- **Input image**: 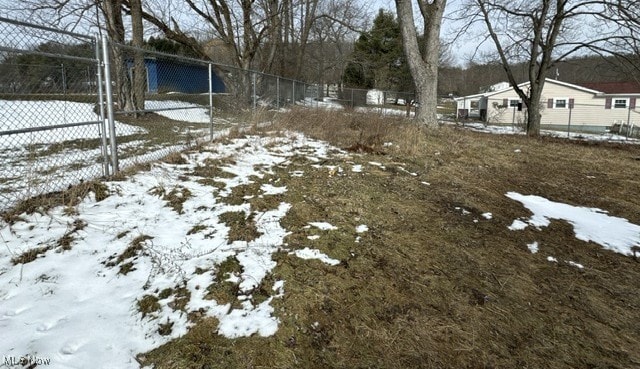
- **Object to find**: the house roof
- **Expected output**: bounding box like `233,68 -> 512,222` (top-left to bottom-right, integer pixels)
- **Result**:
470,78 -> 602,99
576,81 -> 640,94
453,92 -> 486,101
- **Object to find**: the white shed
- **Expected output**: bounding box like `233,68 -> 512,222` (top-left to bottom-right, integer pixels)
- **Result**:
366,89 -> 385,105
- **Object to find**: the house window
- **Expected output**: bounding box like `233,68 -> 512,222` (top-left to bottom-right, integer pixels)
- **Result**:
554,98 -> 567,109
614,98 -> 628,108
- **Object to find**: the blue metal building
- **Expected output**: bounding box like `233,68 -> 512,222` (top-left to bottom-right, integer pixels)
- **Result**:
132,57 -> 226,94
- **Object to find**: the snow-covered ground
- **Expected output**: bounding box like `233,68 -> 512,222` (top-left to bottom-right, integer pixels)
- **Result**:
0,100 -> 145,149
0,132 -> 343,369
0,100 -> 218,210
450,121 -> 640,143
144,100 -> 212,124
507,191 -> 640,266
302,97 -> 416,117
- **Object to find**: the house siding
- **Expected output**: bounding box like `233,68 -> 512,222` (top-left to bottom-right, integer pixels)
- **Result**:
484,89 -> 527,126
482,80 -> 640,133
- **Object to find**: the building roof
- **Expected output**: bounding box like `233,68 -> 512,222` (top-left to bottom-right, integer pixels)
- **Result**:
453,92 -> 486,101
577,81 -> 640,94
479,78 -> 602,98
455,78 -> 640,100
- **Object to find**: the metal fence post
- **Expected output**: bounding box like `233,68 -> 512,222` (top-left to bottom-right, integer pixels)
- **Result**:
101,34 -> 118,173
252,72 -> 257,110
208,63 -> 214,141
61,63 -> 67,95
627,104 -> 632,139
95,35 -> 110,176
567,103 -> 573,138
276,76 -> 280,109
292,80 -> 295,106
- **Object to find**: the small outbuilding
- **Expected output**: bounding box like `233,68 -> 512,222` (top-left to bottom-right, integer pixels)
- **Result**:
130,57 -> 226,94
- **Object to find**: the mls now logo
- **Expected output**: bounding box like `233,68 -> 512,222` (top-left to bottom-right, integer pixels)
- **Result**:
3,355 -> 51,366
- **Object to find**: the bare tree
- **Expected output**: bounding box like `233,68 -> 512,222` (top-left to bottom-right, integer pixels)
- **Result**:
457,0 -> 640,136
10,0 -> 147,112
126,0 -> 146,114
305,0 -> 364,90
101,0 -> 134,112
601,1 -> 640,83
395,0 -> 447,125
128,0 -> 270,71
3,0 -> 97,31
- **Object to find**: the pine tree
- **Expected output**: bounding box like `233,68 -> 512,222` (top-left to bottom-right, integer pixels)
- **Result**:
343,9 -> 412,91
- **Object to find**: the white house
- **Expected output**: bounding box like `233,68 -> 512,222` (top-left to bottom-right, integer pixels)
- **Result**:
455,82 -> 510,119
455,78 -> 640,133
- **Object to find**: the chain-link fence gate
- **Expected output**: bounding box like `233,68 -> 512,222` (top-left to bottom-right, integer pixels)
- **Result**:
0,16 -> 317,212
0,16 -> 109,211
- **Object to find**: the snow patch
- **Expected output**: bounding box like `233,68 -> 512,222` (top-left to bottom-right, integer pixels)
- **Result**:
261,184 -> 287,195
355,224 -> 369,233
291,247 -> 340,266
508,219 -> 529,231
507,192 -> 640,256
308,222 -> 338,231
0,131 -> 342,368
567,261 -> 584,269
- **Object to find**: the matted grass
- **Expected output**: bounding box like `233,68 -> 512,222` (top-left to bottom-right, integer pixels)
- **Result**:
139,107 -> 640,369
4,106 -> 639,368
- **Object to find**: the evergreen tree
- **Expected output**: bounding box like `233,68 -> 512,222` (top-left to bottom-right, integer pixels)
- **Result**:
343,9 -> 412,91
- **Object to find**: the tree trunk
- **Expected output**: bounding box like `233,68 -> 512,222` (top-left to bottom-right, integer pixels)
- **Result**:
395,0 -> 446,125
526,82 -> 544,136
101,0 -> 133,112
129,0 -> 145,115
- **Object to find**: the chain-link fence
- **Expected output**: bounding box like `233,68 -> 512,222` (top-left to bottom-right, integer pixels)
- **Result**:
0,16 -> 421,212
103,42 -> 319,172
0,16 -> 319,211
105,41 -> 217,172
0,16 -> 108,211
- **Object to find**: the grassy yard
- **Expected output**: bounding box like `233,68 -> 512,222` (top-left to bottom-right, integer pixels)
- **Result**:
139,108 -> 640,368
3,107 -> 639,368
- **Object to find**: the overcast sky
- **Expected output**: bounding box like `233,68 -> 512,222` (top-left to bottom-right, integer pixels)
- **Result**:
0,0 -> 484,67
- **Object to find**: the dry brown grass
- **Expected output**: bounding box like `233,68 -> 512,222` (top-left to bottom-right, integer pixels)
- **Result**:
219,211 -> 261,243
142,107 -> 640,369
1,181 -> 109,224
6,106 -> 637,368
104,234 -> 154,275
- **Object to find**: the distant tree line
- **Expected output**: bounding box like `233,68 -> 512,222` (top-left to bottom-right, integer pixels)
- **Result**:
439,54 -> 640,97
0,42 -> 96,94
